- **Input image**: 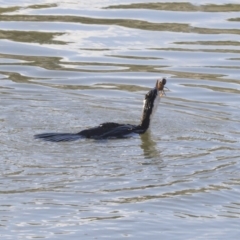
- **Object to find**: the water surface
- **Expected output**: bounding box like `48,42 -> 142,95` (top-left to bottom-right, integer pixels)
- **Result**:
1,0 -> 240,239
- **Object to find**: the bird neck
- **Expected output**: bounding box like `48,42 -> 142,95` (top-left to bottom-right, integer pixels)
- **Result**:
139,93 -> 160,132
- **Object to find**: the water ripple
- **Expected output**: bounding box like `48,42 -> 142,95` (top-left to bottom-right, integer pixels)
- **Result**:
1,1 -> 240,239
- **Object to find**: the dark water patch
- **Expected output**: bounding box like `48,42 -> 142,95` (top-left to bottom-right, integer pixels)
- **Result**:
229,17 -> 240,21
1,15 -> 240,34
175,40 -> 240,46
26,3 -> 58,10
0,30 -> 65,44
0,6 -> 19,14
105,2 -> 240,12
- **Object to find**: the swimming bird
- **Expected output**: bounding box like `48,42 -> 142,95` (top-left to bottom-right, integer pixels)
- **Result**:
34,78 -> 167,142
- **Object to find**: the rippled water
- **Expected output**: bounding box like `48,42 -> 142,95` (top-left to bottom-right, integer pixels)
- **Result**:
1,0 -> 240,239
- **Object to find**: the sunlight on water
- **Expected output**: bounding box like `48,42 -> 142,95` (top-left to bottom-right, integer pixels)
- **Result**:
0,0 -> 240,239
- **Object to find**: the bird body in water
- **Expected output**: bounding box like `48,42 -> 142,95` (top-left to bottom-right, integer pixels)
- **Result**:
34,78 -> 167,142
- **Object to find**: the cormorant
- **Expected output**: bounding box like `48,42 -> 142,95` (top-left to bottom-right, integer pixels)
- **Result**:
34,78 -> 167,142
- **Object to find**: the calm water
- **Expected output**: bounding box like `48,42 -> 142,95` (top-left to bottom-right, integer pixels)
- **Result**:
1,0 -> 240,239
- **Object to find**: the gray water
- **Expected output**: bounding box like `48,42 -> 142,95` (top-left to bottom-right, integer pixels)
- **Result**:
1,0 -> 240,239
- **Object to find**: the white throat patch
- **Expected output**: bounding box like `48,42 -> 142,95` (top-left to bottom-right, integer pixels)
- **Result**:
142,92 -> 161,128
